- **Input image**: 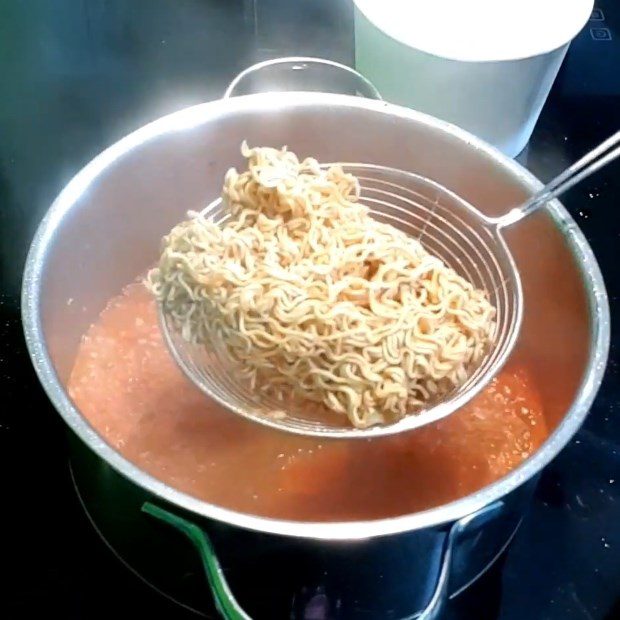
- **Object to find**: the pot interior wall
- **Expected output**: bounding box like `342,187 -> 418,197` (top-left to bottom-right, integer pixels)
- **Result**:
38,96 -> 590,439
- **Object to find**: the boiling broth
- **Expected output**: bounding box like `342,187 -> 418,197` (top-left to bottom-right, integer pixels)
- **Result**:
68,282 -> 548,521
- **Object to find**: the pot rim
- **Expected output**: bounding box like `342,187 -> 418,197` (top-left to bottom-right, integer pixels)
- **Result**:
22,92 -> 610,541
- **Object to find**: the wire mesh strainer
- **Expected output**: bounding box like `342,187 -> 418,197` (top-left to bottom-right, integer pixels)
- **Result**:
160,131 -> 620,439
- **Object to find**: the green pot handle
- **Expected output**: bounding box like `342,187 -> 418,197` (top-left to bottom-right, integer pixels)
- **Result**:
142,502 -> 251,620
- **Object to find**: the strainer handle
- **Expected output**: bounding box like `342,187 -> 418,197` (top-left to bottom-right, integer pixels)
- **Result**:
497,130 -> 620,228
223,56 -> 383,100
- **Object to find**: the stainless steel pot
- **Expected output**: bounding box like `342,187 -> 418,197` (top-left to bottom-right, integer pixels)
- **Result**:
22,59 -> 610,619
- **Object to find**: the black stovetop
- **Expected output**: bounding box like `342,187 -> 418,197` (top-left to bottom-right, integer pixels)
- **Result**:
1,2 -> 619,619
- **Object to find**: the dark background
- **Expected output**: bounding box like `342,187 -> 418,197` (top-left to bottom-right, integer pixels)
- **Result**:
1,1 -> 619,618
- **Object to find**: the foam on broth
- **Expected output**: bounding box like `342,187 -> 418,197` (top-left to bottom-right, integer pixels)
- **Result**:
67,282 -> 548,521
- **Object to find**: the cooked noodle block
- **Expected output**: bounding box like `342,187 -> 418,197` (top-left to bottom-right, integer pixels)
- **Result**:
147,144 -> 496,428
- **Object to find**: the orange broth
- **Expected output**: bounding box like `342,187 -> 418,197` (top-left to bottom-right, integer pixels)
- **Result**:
67,282 -> 548,521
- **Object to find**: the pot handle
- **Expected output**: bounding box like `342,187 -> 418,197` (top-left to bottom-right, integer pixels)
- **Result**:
223,56 -> 383,100
143,500 -> 503,620
142,502 -> 251,620
415,500 -> 504,620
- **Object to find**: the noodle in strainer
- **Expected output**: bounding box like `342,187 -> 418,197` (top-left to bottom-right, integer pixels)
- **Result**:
148,134 -> 619,438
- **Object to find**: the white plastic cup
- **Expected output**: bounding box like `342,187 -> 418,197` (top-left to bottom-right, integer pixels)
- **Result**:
354,0 -> 593,157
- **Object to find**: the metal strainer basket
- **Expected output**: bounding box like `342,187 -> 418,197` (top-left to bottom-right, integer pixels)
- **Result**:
161,165 -> 520,438
159,59 -> 620,439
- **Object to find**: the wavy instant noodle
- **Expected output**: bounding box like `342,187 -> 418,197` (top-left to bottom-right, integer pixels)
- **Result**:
147,143 -> 496,428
